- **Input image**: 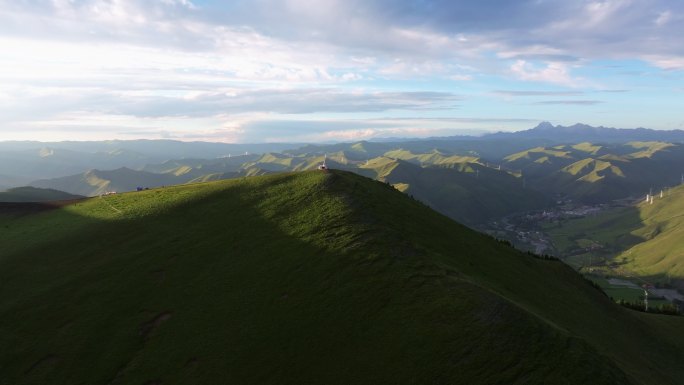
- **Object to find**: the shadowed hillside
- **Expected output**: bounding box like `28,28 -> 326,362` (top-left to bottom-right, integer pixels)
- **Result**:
2,171 -> 684,384
360,158 -> 551,225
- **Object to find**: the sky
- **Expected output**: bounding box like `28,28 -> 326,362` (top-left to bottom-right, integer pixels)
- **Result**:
0,0 -> 683,143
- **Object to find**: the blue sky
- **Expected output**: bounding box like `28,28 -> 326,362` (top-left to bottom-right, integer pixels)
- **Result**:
0,0 -> 683,142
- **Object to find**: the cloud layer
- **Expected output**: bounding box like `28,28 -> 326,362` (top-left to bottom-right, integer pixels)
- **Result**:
1,0 -> 683,142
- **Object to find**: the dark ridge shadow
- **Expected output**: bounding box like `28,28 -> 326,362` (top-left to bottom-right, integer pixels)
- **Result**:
378,162 -> 552,226
0,199 -> 85,217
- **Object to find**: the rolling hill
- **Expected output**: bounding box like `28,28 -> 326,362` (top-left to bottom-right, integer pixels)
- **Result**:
29,168 -> 185,196
0,141 -> 302,190
28,148 -> 547,225
0,147 -> 151,184
17,138 -> 684,226
547,183 -> 684,288
505,141 -> 684,202
2,170 -> 684,384
360,158 -> 551,225
0,187 -> 83,202
3,122 -> 683,190
140,154 -> 260,175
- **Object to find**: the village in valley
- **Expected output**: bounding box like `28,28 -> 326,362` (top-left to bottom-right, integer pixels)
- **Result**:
480,197 -> 615,256
481,194 -> 684,312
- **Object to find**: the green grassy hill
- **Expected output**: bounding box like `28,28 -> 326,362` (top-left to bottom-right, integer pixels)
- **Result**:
0,186 -> 83,202
2,170 -> 684,384
382,149 -> 480,166
237,149 -> 544,225
284,141 -> 393,160
360,158 -> 551,225
30,140 -> 684,206
547,183 -> 684,287
141,155 -> 260,176
503,145 -> 578,175
545,158 -> 629,203
505,142 -> 684,202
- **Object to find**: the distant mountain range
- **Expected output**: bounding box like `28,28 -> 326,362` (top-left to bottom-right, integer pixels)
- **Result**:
29,168 -> 186,197
25,147 -> 553,225
0,186 -> 83,202
486,122 -> 684,143
0,140 -> 303,159
2,122 -> 682,187
0,141 -> 303,184
17,133 -> 684,223
370,122 -> 684,144
3,121 -> 684,216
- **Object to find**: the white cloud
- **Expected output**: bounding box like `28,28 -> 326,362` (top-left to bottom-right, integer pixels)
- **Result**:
449,74 -> 473,81
584,0 -> 632,27
510,60 -> 579,87
1,1 -> 684,141
655,10 -> 672,26
644,55 -> 684,70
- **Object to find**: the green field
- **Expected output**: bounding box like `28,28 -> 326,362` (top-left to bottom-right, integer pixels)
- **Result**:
546,184 -> 684,285
585,276 -> 670,307
545,207 -> 644,255
2,171 -> 684,384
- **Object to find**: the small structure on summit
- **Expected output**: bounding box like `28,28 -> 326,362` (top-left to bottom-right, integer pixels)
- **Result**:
318,154 -> 328,171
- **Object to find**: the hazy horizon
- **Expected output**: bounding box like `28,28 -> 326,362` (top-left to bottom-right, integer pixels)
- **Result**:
2,121 -> 684,145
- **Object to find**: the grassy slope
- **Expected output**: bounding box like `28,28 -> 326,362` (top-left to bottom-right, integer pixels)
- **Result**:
383,149 -> 479,166
503,146 -> 577,175
142,155 -> 260,174
505,142 -> 684,202
360,159 -> 551,225
1,171 -> 684,384
548,184 -> 684,281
